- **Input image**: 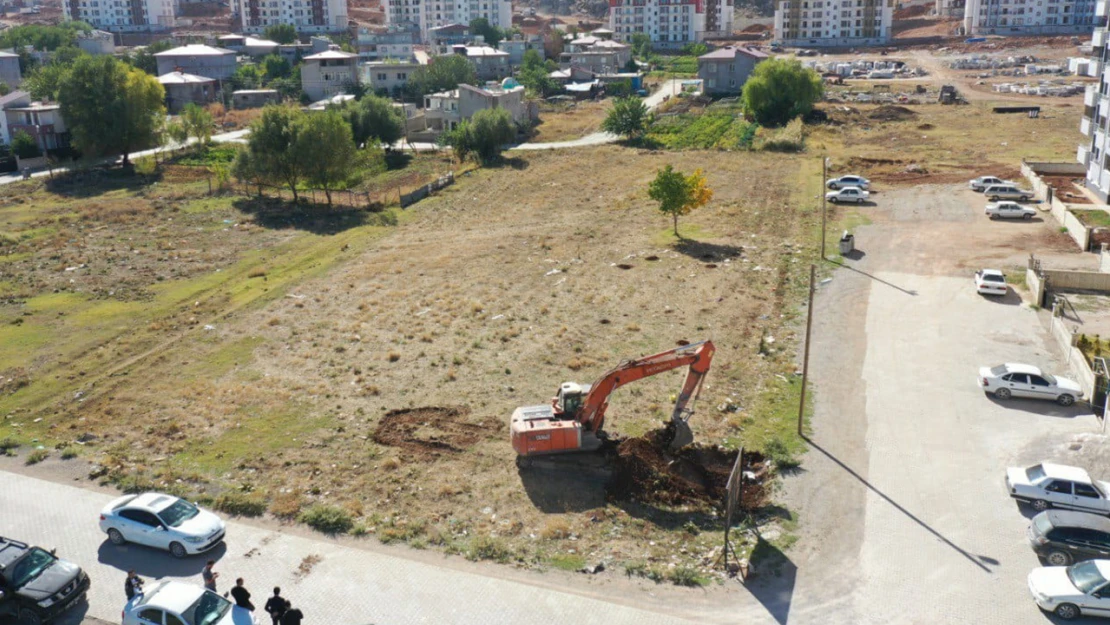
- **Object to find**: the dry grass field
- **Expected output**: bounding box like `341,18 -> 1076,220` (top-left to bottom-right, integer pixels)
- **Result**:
530,99 -> 612,143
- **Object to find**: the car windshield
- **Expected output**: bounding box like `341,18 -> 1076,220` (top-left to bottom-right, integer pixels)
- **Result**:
1068,561 -> 1109,594
1044,375 -> 1058,385
158,499 -> 200,528
1026,464 -> 1047,481
983,274 -> 1005,283
990,365 -> 1009,376
2,547 -> 56,589
1032,513 -> 1054,537
182,590 -> 231,625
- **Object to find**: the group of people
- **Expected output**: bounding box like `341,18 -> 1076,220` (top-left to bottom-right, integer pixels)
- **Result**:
125,560 -> 305,625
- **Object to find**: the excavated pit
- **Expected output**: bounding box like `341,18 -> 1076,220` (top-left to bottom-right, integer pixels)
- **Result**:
372,406 -> 484,460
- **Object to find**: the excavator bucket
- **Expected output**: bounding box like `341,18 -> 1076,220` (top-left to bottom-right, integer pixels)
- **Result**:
667,419 -> 694,451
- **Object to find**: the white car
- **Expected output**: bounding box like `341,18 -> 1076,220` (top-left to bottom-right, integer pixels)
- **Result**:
970,175 -> 1017,191
123,580 -> 256,625
978,363 -> 1083,406
826,187 -> 869,204
825,175 -> 870,190
1007,463 -> 1110,514
1029,560 -> 1110,620
974,269 -> 1007,296
985,201 -> 1037,220
99,493 -> 225,558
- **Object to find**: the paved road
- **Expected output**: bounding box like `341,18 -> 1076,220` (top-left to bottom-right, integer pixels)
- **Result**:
3,469 -> 711,625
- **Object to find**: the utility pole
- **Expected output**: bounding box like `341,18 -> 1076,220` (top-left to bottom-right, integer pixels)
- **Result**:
821,157 -> 829,259
798,264 -> 815,437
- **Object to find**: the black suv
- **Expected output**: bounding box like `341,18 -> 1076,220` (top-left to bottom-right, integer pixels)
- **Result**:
1028,510 -> 1110,566
0,537 -> 90,625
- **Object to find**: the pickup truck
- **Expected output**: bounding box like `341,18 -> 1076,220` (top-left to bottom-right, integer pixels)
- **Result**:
0,537 -> 90,625
985,201 -> 1037,220
1007,463 -> 1110,514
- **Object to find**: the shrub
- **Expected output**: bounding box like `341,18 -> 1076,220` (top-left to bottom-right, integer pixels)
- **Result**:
468,535 -> 512,563
741,58 -> 823,127
764,437 -> 801,471
540,518 -> 571,540
549,553 -> 585,571
25,449 -> 48,465
0,438 -> 19,456
213,491 -> 267,517
668,565 -> 708,587
758,118 -> 806,152
299,504 -> 354,534
60,447 -> 78,460
269,491 -> 304,519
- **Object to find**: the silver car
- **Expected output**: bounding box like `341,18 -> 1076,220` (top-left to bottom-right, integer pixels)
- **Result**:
970,175 -> 1017,192
826,175 -> 870,190
983,184 -> 1034,202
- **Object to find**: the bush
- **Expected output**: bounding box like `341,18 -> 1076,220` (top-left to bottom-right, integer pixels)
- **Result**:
758,118 -> 806,152
11,130 -> 40,159
269,491 -> 304,519
668,565 -> 708,587
213,491 -> 267,517
742,58 -> 823,127
443,108 -> 516,165
0,438 -> 19,456
467,535 -> 512,563
764,437 -> 801,471
25,449 -> 47,465
299,504 -> 354,534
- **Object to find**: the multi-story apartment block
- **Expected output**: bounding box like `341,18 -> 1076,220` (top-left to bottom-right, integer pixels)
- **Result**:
238,0 -> 348,34
62,0 -> 177,32
608,0 -> 733,48
963,0 -> 1096,35
1078,0 -> 1110,199
773,0 -> 894,47
383,0 -> 512,43
352,24 -> 420,61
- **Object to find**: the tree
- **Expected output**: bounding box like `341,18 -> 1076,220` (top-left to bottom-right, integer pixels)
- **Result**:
468,18 -> 503,48
229,64 -> 264,91
165,120 -> 188,148
521,49 -> 544,72
264,24 -> 298,45
741,58 -> 824,128
341,94 -> 404,147
58,56 -> 165,165
630,33 -> 652,59
681,42 -> 708,57
601,96 -> 649,140
242,105 -> 306,201
648,165 -> 713,235
127,39 -> 174,75
294,110 -> 359,206
443,108 -> 515,165
0,22 -> 91,52
517,49 -> 557,96
232,148 -> 265,197
182,103 -> 213,147
262,54 -> 291,82
404,55 -> 477,101
11,130 -> 40,159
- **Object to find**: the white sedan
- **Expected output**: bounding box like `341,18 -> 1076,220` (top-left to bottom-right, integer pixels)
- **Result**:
974,269 -> 1007,296
123,580 -> 256,625
978,363 -> 1083,406
826,187 -> 869,203
1029,559 -> 1110,620
1007,462 -> 1110,514
100,493 -> 225,558
825,175 -> 870,190
985,201 -> 1037,220
970,175 -> 1017,191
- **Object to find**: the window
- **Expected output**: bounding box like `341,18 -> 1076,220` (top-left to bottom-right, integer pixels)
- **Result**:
1046,481 -> 1073,494
119,509 -> 160,526
1028,375 -> 1049,387
137,609 -> 164,624
377,72 -> 386,80
1076,483 -> 1102,499
165,616 -> 186,625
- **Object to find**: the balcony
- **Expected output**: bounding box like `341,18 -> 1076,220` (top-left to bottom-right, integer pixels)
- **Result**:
1083,116 -> 1093,136
1098,0 -> 1108,17
1080,144 -> 1091,166
1088,83 -> 1099,106
1096,29 -> 1109,47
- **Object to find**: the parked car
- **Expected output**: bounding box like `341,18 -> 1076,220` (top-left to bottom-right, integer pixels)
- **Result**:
978,363 -> 1082,405
974,269 -> 1008,296
1028,559 -> 1110,620
99,493 -> 225,558
825,175 -> 870,190
122,580 -> 256,625
1007,462 -> 1110,514
985,201 -> 1037,220
1029,510 -> 1110,566
983,184 -> 1034,202
0,536 -> 90,625
970,175 -> 1017,191
826,187 -> 870,204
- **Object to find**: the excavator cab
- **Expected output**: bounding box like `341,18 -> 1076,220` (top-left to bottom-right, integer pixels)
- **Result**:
553,382 -> 589,421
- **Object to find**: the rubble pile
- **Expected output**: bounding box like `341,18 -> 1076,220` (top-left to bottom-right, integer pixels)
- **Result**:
802,59 -> 926,78
992,80 -> 1085,97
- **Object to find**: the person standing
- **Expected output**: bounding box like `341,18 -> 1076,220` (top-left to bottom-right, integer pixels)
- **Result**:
264,587 -> 287,625
230,578 -> 254,611
280,602 -> 303,625
124,571 -> 143,601
202,560 -> 219,593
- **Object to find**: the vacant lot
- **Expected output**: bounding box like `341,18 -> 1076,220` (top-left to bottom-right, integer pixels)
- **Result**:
530,99 -> 612,143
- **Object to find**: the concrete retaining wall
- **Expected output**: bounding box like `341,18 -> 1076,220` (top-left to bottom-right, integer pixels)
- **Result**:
1042,269 -> 1110,292
1022,160 -> 1093,251
1050,312 -> 1097,400
1027,267 -> 1045,306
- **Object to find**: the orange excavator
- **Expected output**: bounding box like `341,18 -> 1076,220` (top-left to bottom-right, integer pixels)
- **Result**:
510,340 -> 715,458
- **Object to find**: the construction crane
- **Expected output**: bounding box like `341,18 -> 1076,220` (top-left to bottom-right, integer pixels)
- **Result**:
510,340 -> 715,458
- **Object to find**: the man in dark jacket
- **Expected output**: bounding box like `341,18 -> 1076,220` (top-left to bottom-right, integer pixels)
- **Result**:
124,571 -> 143,601
229,578 -> 254,611
264,587 -> 287,625
280,602 -> 303,625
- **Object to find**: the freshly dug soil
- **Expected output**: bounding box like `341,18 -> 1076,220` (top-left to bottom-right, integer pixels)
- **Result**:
373,406 -> 485,459
868,105 -> 918,121
606,428 -> 767,509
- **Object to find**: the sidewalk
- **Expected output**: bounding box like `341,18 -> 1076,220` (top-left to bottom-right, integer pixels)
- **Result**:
2,469 -> 700,625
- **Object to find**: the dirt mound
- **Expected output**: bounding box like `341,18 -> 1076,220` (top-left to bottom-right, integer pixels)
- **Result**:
606,428 -> 767,508
373,406 -> 485,459
868,105 -> 917,121
893,4 -> 930,19
741,23 -> 770,32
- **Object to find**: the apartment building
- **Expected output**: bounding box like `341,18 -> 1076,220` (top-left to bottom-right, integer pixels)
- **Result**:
963,0 -> 1096,35
62,0 -> 177,32
382,0 -> 512,42
238,0 -> 348,34
301,49 -> 359,100
1078,0 -> 1110,199
608,0 -> 732,48
773,0 -> 894,47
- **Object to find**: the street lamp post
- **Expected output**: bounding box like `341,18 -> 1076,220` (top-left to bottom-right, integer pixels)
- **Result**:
821,156 -> 829,259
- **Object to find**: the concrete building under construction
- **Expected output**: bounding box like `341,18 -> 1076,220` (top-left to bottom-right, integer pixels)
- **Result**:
773,0 -> 894,47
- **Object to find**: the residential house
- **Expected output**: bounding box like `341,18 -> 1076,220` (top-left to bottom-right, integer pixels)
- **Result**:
76,29 -> 116,55
362,51 -> 428,96
1077,0 -> 1110,198
0,91 -> 26,146
383,0 -> 510,43
231,88 -> 280,108
609,0 -> 733,47
774,0 -> 894,47
238,0 -> 348,33
4,94 -> 70,152
498,34 -> 545,65
301,49 -> 359,100
697,46 -> 768,95
0,52 -> 20,88
454,44 -> 510,80
352,24 -> 419,61
154,44 -> 238,80
423,82 -> 528,132
428,23 -> 470,47
63,0 -> 176,32
560,38 -> 631,73
218,34 -> 281,57
963,0 -> 1095,35
158,71 -> 218,113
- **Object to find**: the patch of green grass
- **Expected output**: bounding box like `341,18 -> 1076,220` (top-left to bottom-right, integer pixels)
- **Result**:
1073,209 -> 1110,228
650,223 -> 716,247
183,336 -> 263,380
548,553 -> 586,571
174,402 -> 329,475
726,374 -> 810,457
172,144 -> 241,167
468,535 -> 513,563
299,504 -> 354,534
60,447 -> 78,460
647,112 -> 756,150
0,437 -> 20,456
212,491 -> 267,517
668,565 -> 709,587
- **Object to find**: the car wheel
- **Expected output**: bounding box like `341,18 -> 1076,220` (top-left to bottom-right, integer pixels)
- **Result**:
1023,213 -> 1032,220
829,183 -> 838,190
829,197 -> 838,204
169,542 -> 188,558
1055,603 -> 1081,620
994,387 -> 1012,400
17,608 -> 44,625
1032,499 -> 1051,512
108,528 -> 126,545
990,195 -> 999,201
1046,550 -> 1072,566
1057,394 -> 1076,407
